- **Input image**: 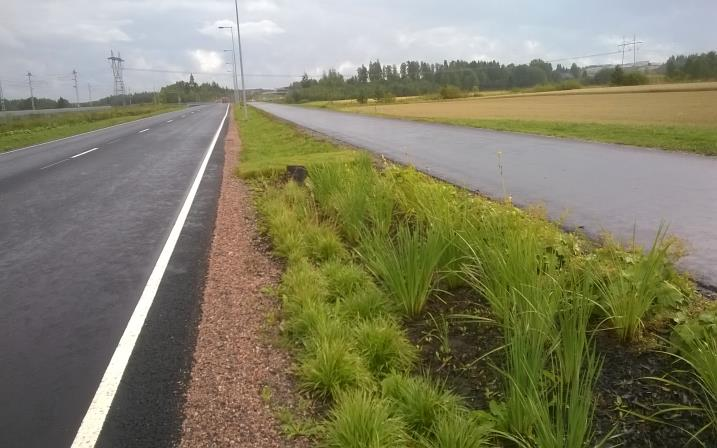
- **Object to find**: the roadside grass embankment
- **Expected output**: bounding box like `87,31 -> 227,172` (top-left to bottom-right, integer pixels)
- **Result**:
0,104 -> 183,153
237,105 -> 717,447
328,83 -> 717,155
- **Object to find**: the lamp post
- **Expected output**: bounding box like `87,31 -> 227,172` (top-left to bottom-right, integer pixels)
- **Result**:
224,50 -> 240,104
218,26 -> 240,106
233,0 -> 248,119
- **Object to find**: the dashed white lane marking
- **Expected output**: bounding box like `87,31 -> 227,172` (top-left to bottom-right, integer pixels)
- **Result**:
107,139 -> 120,144
138,128 -> 150,134
166,119 -> 173,123
70,104 -> 230,448
180,115 -> 186,118
40,158 -> 70,170
71,147 -> 99,159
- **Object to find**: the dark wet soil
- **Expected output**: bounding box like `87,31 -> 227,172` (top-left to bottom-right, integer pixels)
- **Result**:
406,289 -> 716,447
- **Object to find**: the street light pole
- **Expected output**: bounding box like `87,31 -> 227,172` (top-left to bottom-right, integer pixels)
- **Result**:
233,0 -> 248,119
218,26 -> 239,105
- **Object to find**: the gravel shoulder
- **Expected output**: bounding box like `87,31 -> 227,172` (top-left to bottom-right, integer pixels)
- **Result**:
179,110 -> 307,447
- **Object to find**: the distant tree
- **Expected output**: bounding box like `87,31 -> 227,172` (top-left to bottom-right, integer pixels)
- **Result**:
570,63 -> 581,78
189,73 -> 197,88
610,65 -> 625,85
57,97 -> 70,108
368,60 -> 383,82
356,65 -> 369,83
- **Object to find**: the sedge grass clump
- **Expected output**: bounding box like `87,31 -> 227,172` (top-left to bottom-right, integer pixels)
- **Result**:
320,260 -> 374,301
353,317 -> 417,377
324,390 -> 408,448
389,166 -> 471,288
381,374 -> 464,436
359,225 -> 446,318
420,411 -> 490,448
281,260 -> 327,305
304,224 -> 348,262
339,286 -> 392,320
299,336 -> 372,401
595,225 -> 677,342
308,156 -> 395,242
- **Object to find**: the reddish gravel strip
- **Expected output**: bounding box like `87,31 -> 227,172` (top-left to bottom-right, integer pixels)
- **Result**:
180,111 -> 307,447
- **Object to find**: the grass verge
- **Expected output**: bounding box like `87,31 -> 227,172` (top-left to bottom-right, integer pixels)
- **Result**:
239,105 -> 713,446
0,104 -> 183,153
413,117 -> 717,156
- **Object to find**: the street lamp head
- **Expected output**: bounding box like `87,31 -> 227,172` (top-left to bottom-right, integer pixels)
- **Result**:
218,26 -> 232,29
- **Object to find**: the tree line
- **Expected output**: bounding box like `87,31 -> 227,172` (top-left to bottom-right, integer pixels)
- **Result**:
665,51 -> 717,80
285,50 -> 716,103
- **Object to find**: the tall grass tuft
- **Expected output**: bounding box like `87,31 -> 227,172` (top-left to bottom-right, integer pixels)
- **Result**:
359,225 -> 446,317
596,225 -> 675,342
324,390 -> 408,448
308,156 -> 395,242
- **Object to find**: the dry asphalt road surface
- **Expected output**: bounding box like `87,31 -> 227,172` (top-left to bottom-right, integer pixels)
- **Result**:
254,102 -> 717,288
0,104 -> 228,447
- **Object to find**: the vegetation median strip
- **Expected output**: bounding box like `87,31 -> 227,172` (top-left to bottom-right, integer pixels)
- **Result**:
236,105 -> 717,447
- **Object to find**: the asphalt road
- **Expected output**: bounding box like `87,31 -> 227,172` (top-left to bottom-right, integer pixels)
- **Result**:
254,102 -> 717,287
0,104 -> 228,447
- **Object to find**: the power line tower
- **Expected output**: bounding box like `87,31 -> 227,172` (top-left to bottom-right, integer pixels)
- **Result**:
618,35 -> 644,67
72,69 -> 80,108
108,50 -> 126,105
27,72 -> 35,110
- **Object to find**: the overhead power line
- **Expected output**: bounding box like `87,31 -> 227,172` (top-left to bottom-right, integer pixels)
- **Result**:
122,67 -> 304,78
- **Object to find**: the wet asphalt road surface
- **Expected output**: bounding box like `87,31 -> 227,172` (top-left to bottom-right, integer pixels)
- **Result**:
254,102 -> 717,287
0,104 -> 228,447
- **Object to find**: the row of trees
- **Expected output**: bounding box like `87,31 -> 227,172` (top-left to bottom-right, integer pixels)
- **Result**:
1,96 -> 74,111
1,75 -> 233,111
665,51 -> 717,80
285,51 -> 716,103
286,58 -> 585,103
157,75 -> 232,104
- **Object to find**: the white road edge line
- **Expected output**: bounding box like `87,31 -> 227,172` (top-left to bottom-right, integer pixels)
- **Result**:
138,128 -> 150,134
40,158 -> 70,170
0,109 -> 186,157
70,104 -> 229,448
71,147 -> 99,159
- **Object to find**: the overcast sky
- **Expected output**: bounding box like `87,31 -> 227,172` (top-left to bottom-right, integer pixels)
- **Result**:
2,0 -> 715,100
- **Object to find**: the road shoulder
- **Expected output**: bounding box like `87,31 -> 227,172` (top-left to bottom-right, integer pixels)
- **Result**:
179,110 -> 308,447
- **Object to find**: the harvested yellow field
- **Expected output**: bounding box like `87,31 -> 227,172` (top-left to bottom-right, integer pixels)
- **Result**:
352,83 -> 717,126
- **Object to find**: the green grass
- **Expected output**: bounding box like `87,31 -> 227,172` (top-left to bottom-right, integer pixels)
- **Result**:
409,117 -> 717,156
236,107 -> 359,178
0,104 -> 182,152
358,225 -> 446,318
324,390 -> 408,448
239,105 -> 705,446
352,317 -> 417,377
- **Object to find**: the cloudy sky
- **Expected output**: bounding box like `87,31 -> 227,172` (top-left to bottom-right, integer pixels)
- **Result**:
2,0 -> 715,100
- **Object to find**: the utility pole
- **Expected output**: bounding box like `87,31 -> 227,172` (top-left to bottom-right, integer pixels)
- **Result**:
27,72 -> 35,111
87,83 -> 92,106
72,70 -> 80,108
234,0 -> 248,119
0,80 -> 6,112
